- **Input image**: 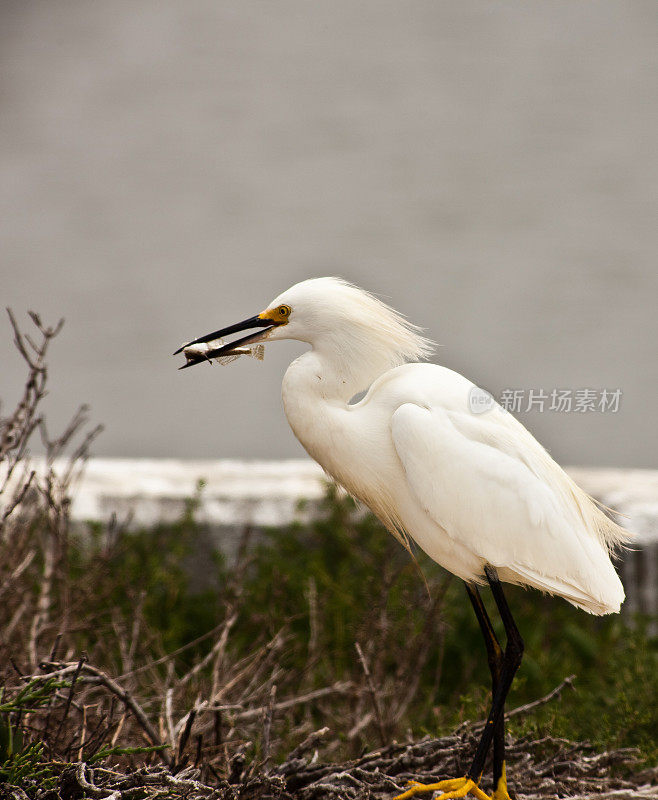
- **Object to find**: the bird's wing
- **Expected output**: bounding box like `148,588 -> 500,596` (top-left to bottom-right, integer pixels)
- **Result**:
390,401 -> 625,613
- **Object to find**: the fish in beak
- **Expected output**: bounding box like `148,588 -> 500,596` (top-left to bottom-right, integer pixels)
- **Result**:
173,314 -> 276,369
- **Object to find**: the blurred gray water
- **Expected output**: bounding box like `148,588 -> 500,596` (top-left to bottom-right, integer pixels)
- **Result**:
1,1 -> 656,467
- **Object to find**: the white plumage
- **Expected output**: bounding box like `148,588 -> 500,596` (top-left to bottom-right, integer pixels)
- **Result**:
264,277 -> 628,616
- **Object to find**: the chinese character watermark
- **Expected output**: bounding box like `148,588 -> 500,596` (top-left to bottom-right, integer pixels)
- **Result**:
549,389 -> 572,413
471,387 -> 622,415
499,389 -> 525,413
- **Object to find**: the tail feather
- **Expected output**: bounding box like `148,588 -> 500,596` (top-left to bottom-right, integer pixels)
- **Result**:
499,561 -> 625,616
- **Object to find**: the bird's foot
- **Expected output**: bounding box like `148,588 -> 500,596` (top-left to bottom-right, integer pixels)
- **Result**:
393,776 -> 490,800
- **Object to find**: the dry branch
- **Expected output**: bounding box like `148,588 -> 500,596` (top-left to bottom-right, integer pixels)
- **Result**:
5,731 -> 656,800
355,641 -> 387,746
30,660 -> 171,766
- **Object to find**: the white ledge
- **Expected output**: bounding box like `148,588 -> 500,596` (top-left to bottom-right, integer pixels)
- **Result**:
3,458 -> 656,544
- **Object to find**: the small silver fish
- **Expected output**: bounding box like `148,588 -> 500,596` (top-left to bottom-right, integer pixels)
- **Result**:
182,340 -> 265,366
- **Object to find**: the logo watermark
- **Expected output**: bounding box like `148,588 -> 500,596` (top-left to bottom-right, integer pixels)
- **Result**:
468,387 -> 622,415
468,386 -> 496,415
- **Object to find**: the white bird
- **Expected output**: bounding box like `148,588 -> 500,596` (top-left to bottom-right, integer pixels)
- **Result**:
175,277 -> 629,800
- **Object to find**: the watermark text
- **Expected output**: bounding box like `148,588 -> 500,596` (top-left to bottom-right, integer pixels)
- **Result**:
468,387 -> 622,415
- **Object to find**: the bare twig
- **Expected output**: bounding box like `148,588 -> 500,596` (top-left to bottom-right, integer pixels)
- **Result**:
165,688 -> 176,754
55,654 -> 87,744
183,612 -> 237,690
33,661 -> 171,766
277,727 -> 330,770
354,642 -> 387,746
457,674 -> 578,734
261,684 -> 277,768
506,674 -> 577,721
234,681 -> 353,722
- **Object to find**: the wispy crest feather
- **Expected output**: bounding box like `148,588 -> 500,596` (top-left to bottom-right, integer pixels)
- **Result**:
285,277 -> 434,389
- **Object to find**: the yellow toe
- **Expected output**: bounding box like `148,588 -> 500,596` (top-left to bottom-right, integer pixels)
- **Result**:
393,776 -> 489,800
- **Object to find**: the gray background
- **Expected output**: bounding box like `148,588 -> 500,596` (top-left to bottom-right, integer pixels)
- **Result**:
1,1 -> 656,467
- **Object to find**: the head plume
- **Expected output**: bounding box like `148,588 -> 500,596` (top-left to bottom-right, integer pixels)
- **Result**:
269,277 -> 435,391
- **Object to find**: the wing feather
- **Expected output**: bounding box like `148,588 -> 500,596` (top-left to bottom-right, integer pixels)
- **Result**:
391,402 -> 626,614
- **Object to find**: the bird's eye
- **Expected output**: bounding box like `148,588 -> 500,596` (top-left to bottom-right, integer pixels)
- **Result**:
279,305 -> 291,318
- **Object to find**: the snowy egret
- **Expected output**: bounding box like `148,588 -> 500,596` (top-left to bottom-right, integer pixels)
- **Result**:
175,277 -> 629,800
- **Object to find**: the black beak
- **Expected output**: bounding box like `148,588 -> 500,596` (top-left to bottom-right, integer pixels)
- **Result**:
173,315 -> 275,369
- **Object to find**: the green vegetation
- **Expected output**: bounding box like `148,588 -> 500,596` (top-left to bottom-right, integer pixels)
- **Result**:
64,486 -> 658,764
0,680 -> 66,787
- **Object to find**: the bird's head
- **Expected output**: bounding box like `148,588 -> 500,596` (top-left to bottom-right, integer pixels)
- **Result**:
175,277 -> 434,381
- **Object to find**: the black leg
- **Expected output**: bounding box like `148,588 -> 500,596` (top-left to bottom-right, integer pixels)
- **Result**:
466,566 -> 524,787
464,582 -> 505,789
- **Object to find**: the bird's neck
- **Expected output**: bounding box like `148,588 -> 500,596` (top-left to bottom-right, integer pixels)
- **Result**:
282,346 -> 382,409
281,348 -> 380,463
281,348 -> 407,545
